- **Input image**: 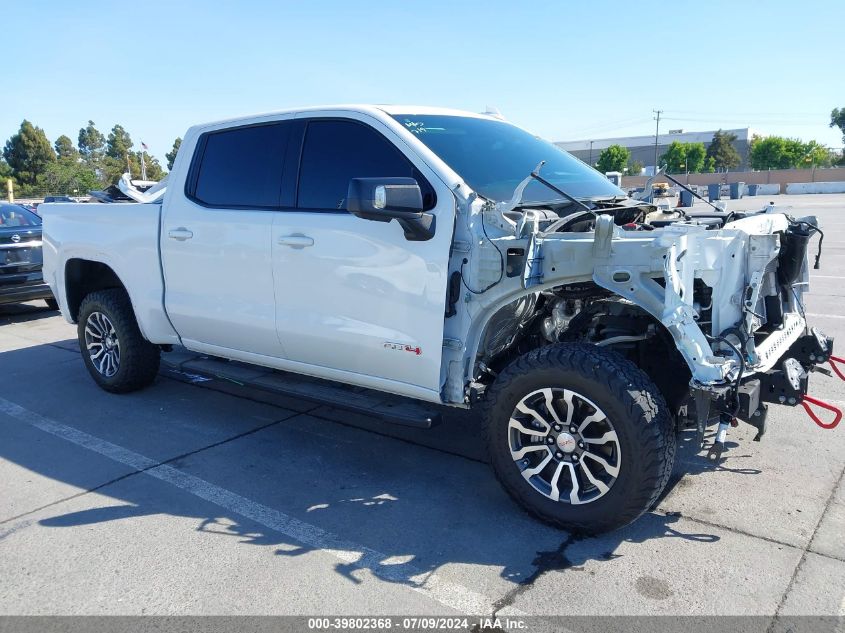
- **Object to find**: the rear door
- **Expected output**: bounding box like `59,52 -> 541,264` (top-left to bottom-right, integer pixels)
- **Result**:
271,116 -> 454,398
160,120 -> 293,356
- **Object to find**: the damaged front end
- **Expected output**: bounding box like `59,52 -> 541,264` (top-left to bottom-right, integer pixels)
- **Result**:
574,211 -> 836,460
447,188 -> 839,460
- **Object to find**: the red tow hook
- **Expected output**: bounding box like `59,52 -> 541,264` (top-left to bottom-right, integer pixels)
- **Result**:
829,355 -> 845,381
800,395 -> 843,429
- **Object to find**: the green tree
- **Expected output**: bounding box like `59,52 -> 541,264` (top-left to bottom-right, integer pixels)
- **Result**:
106,124 -> 133,160
0,159 -> 13,197
101,150 -> 167,184
166,137 -> 181,171
102,156 -> 131,184
685,143 -> 706,173
659,141 -> 706,173
0,159 -> 12,180
2,120 -> 56,187
627,159 -> 644,175
831,107 -> 845,146
706,130 -> 741,171
54,135 -> 79,161
595,144 -> 631,173
802,140 -> 830,168
78,120 -> 105,165
38,161 -> 100,195
750,136 -> 830,170
702,156 -> 716,173
659,142 -> 685,172
100,124 -> 137,184
750,136 -> 792,169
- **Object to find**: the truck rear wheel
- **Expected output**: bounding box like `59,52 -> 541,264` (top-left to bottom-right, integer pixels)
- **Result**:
77,289 -> 160,393
481,343 -> 675,534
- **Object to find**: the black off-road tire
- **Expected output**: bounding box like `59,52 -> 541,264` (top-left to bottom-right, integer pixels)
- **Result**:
77,289 -> 160,393
44,297 -> 59,311
480,343 -> 676,534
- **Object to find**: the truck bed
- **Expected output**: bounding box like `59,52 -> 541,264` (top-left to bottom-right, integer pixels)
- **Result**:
40,202 -> 179,345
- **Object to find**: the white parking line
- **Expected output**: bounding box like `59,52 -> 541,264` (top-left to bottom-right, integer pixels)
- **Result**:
0,397 -> 518,616
813,276 -> 845,280
806,313 -> 845,320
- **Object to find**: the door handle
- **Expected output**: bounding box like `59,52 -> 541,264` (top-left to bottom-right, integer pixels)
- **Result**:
277,235 -> 314,249
168,227 -> 193,241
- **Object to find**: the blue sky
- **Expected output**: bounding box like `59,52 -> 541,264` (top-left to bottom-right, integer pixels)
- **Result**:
4,0 -> 843,163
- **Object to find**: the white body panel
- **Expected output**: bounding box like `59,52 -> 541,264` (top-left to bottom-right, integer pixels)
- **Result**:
184,340 -> 441,402
270,110 -> 455,393
41,202 -> 180,345
159,203 -> 281,357
270,210 -> 450,392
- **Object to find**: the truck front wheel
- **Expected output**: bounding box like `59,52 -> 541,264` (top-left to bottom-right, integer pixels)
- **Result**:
481,343 -> 676,534
77,289 -> 160,393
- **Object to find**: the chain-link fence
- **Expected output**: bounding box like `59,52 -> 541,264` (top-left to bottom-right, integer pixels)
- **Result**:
2,180 -> 92,204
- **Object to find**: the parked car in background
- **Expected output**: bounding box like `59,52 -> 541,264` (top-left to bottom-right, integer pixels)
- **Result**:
42,196 -> 74,204
0,204 -> 57,309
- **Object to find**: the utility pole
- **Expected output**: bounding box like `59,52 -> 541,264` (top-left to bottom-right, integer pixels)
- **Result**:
589,140 -> 594,166
653,109 -> 663,175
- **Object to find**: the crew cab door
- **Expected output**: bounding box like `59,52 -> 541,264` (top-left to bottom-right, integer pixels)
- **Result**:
271,116 -> 454,399
160,120 -> 293,356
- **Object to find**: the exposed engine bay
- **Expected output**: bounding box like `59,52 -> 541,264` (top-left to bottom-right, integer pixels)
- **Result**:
441,166 -> 837,459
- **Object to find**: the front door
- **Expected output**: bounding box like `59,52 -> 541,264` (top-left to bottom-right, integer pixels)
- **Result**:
271,116 -> 454,397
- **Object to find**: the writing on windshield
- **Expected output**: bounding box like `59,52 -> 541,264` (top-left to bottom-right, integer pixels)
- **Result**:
393,115 -> 623,203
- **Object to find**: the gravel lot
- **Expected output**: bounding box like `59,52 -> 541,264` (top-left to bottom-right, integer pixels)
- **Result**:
1,194 -> 843,626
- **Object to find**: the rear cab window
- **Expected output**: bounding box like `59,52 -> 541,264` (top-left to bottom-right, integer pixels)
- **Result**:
188,122 -> 292,208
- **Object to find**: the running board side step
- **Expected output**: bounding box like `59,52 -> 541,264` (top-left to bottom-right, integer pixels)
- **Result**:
161,352 -> 441,429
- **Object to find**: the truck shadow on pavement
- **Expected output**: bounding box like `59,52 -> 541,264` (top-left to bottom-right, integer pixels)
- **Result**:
33,489 -> 720,591
0,340 -> 726,594
0,302 -> 59,326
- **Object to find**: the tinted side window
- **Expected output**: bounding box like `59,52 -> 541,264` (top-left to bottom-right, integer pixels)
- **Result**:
297,120 -> 434,211
192,123 -> 290,208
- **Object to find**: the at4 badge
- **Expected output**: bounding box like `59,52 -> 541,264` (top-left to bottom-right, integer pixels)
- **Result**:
383,342 -> 422,356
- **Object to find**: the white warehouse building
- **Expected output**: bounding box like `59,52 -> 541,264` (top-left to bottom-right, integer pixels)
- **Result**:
556,128 -> 760,172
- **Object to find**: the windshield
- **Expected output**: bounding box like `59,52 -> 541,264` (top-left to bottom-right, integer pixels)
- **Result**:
0,205 -> 41,227
392,114 -> 624,203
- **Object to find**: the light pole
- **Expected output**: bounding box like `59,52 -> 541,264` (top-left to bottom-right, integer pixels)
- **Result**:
653,109 -> 663,175
589,140 -> 594,166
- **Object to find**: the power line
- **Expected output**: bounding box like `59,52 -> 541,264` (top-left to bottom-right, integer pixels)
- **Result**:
556,116 -> 653,139
666,109 -> 824,117
662,116 -> 820,126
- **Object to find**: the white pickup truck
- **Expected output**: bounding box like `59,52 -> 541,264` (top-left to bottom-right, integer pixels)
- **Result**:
41,105 -> 839,533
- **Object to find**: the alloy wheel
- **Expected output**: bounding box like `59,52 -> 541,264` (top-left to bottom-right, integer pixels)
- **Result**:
84,311 -> 121,377
508,388 -> 621,505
